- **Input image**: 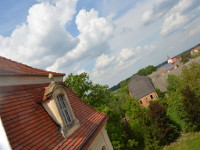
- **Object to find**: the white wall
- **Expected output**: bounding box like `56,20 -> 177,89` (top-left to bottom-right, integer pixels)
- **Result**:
0,118 -> 11,150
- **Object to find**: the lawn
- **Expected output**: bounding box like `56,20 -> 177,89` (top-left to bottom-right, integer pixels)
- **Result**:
163,132 -> 200,150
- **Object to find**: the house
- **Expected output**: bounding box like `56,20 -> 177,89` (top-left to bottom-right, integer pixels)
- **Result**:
191,46 -> 200,56
0,56 -> 113,150
128,75 -> 158,106
167,56 -> 177,64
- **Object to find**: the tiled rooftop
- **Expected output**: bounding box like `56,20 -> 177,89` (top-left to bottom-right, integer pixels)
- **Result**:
191,46 -> 200,51
0,83 -> 107,150
0,56 -> 65,76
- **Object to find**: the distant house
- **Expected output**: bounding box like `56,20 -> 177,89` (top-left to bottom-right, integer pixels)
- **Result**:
128,75 -> 158,106
167,56 -> 177,64
149,59 -> 182,92
0,56 -> 113,150
191,46 -> 200,56
149,56 -> 200,92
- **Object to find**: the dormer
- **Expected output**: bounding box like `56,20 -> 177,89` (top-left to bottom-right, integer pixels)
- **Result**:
42,74 -> 80,137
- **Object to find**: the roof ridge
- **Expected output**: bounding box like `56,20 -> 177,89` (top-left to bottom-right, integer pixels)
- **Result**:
0,56 -> 65,76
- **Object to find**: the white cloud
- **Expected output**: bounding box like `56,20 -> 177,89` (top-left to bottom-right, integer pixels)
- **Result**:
76,69 -> 87,75
160,0 -> 193,35
47,9 -> 114,73
91,45 -> 155,86
0,0 -> 200,87
142,0 -> 180,25
95,54 -> 114,69
0,0 -> 78,68
161,12 -> 187,35
119,48 -> 134,60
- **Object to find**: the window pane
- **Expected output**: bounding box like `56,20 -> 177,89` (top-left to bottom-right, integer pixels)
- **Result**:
57,95 -> 73,125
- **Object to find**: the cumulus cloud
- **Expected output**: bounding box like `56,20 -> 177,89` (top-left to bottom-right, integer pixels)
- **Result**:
142,0 -> 200,36
95,54 -> 114,69
91,45 -> 155,86
142,0 -> 180,25
0,0 -> 78,68
0,0 -> 199,87
160,0 -> 200,35
47,9 -> 114,73
160,12 -> 187,35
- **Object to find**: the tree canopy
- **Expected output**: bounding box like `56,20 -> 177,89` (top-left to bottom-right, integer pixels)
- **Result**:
64,61 -> 200,149
136,65 -> 157,76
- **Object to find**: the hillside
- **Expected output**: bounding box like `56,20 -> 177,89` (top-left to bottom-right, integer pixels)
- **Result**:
163,132 -> 200,150
110,43 -> 200,91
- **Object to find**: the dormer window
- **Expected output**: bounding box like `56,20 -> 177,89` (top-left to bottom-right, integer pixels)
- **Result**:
42,74 -> 80,137
57,95 -> 73,125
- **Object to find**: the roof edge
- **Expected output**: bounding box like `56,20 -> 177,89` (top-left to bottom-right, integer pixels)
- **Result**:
80,115 -> 108,150
0,56 -> 65,76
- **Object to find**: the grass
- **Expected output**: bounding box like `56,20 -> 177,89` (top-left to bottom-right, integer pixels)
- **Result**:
163,132 -> 200,150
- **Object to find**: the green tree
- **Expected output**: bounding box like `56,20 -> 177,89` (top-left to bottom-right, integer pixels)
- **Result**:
181,86 -> 200,131
144,101 -> 179,149
164,62 -> 200,132
65,72 -> 129,149
167,75 -> 182,93
136,65 -> 157,76
181,62 -> 200,96
166,75 -> 191,132
155,88 -> 165,98
65,73 -> 92,101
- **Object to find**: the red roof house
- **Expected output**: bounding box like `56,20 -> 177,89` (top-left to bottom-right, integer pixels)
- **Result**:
191,46 -> 200,56
167,56 -> 177,64
0,56 -> 113,150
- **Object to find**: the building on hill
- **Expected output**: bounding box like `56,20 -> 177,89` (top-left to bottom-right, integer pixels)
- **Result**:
149,56 -> 200,92
191,46 -> 200,56
0,56 -> 113,150
128,74 -> 158,106
167,56 -> 177,64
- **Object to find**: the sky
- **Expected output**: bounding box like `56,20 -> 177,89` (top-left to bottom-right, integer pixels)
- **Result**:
0,0 -> 200,87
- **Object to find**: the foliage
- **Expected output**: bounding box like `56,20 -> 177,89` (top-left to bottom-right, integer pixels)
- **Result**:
65,73 -> 134,149
166,75 -> 194,132
109,77 -> 131,91
164,62 -> 200,132
136,65 -> 157,76
167,75 -> 182,92
144,101 -> 180,149
192,52 -> 200,58
155,88 -> 165,98
181,53 -> 190,63
65,73 -> 92,100
181,62 -> 200,96
64,61 -> 200,149
181,86 -> 200,131
124,98 -> 146,145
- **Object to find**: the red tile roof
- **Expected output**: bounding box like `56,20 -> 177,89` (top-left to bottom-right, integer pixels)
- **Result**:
167,56 -> 171,60
0,56 -> 65,76
191,46 -> 200,52
0,83 -> 108,150
172,58 -> 177,63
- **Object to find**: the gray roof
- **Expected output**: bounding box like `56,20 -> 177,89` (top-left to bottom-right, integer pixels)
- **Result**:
128,75 -> 155,99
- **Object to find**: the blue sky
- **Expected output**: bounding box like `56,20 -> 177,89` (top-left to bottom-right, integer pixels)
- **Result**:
0,0 -> 200,86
